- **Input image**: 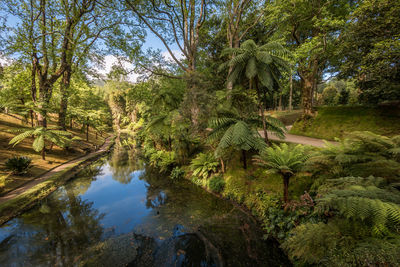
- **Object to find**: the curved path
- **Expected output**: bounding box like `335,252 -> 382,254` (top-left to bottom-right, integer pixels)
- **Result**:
259,126 -> 337,148
0,137 -> 113,205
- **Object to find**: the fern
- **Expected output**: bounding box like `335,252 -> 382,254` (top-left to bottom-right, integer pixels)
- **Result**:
9,126 -> 73,160
315,176 -> 400,236
190,153 -> 219,179
306,131 -> 400,180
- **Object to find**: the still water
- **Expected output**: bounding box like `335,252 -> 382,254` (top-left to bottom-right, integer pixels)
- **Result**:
0,146 -> 290,266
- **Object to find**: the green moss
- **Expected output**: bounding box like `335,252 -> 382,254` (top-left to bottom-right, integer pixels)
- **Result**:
290,106 -> 400,140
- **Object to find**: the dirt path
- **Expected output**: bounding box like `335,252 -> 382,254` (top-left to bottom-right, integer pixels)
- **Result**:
0,137 -> 113,205
259,126 -> 336,148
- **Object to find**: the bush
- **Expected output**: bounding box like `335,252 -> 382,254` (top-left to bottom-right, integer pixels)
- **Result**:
170,167 -> 185,180
209,176 -> 225,193
190,152 -> 219,179
5,156 -> 32,175
148,150 -> 177,172
222,174 -> 247,203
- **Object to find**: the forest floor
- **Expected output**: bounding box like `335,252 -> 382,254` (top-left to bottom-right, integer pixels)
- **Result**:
0,113 -> 108,196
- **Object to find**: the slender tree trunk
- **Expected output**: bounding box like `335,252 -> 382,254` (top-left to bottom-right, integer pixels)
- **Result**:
58,67 -> 71,130
242,149 -> 247,169
289,72 -> 293,111
70,118 -> 73,129
255,79 -> 269,144
42,148 -> 46,160
283,174 -> 291,203
30,110 -> 34,127
278,94 -> 282,111
86,122 -> 89,142
220,158 -> 225,173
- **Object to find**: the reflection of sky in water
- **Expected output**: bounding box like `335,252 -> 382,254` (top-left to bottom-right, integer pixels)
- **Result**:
0,151 -> 282,267
80,164 -> 149,235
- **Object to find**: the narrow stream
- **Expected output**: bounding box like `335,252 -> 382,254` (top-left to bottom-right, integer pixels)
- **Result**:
0,145 -> 290,266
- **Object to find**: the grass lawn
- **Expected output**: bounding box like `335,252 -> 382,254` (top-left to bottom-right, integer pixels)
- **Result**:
267,109 -> 303,126
290,106 -> 400,140
0,113 -> 108,196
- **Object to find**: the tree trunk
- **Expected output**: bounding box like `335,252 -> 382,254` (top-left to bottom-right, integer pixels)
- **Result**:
37,112 -> 47,127
220,158 -> 225,173
299,58 -> 319,116
255,79 -> 269,144
70,118 -> 73,129
283,174 -> 291,203
86,122 -> 89,142
58,67 -> 71,130
30,110 -> 34,127
278,94 -> 282,111
302,77 -> 314,116
242,149 -> 247,169
289,72 -> 293,111
42,148 -> 46,160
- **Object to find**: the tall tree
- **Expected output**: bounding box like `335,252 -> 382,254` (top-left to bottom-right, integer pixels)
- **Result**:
1,0 -> 97,127
264,0 -> 351,116
336,0 -> 400,104
58,0 -> 141,129
124,0 -> 208,128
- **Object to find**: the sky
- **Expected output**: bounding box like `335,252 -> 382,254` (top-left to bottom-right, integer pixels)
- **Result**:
96,30 -> 182,82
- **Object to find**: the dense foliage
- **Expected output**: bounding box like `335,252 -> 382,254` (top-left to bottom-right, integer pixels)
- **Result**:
0,0 -> 399,266
5,156 -> 32,175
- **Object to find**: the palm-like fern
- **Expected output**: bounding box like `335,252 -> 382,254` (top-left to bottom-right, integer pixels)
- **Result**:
221,40 -> 290,88
315,176 -> 400,236
9,127 -> 73,160
306,131 -> 400,181
208,109 -> 268,169
220,39 -> 290,142
190,153 -> 220,179
253,143 -> 309,203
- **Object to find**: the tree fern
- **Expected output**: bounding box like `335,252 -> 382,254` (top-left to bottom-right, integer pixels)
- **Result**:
306,132 -> 400,180
9,126 -> 73,160
253,143 -> 310,202
190,153 -> 220,179
315,176 -> 400,236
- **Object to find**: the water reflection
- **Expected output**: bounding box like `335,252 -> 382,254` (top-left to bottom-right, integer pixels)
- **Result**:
0,145 -> 290,266
0,189 -> 104,266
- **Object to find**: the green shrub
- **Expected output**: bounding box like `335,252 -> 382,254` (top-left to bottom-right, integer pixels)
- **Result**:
222,174 -> 247,203
170,167 -> 185,180
190,152 -> 219,179
148,150 -> 177,172
209,176 -> 225,193
5,156 -> 32,175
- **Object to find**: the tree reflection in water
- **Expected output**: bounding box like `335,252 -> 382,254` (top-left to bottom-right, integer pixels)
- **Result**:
0,166 -> 105,266
109,145 -> 144,184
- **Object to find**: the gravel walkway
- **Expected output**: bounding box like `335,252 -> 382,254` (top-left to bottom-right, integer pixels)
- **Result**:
259,126 -> 337,148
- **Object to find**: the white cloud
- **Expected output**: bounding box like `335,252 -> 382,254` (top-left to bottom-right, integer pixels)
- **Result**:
0,56 -> 12,66
96,55 -> 139,83
161,50 -> 184,63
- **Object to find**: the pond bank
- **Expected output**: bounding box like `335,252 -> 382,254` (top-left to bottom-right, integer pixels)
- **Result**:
0,136 -> 115,225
